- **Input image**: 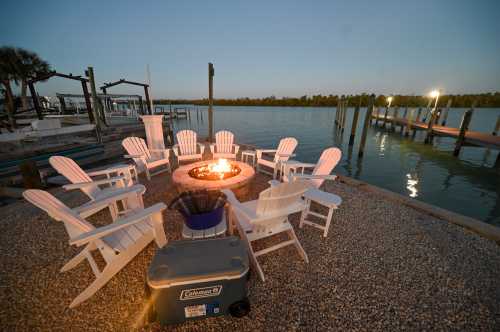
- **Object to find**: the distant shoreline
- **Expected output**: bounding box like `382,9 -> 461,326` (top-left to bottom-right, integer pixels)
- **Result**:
154,92 -> 500,108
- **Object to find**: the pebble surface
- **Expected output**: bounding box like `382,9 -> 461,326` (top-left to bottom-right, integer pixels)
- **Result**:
1,172 -> 499,331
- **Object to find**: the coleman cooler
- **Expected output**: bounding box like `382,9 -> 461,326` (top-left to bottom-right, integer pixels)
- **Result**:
146,236 -> 250,325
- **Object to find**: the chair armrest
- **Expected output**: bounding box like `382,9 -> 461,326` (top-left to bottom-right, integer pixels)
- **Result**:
221,189 -> 255,221
63,176 -> 125,190
209,143 -> 216,154
124,154 -> 144,159
150,148 -> 170,159
288,162 -> 315,169
277,153 -> 296,158
74,185 -> 146,218
87,168 -> 117,177
197,143 -> 205,154
69,203 -> 167,246
293,174 -> 338,181
233,144 -> 240,155
255,149 -> 276,159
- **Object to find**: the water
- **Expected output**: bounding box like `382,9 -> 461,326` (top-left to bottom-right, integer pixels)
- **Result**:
164,105 -> 500,225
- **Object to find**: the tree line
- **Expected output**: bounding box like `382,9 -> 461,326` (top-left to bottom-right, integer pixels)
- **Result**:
156,92 -> 500,108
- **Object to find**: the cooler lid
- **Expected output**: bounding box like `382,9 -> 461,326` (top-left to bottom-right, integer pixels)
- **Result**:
147,236 -> 249,288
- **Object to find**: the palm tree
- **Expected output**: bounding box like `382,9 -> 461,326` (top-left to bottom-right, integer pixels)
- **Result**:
0,46 -> 51,129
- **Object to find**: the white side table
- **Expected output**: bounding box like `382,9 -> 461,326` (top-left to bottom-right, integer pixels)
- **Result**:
241,150 -> 257,168
279,160 -> 314,181
300,188 -> 342,237
105,164 -> 139,187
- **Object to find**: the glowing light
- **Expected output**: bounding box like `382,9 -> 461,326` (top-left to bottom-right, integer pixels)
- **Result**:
429,90 -> 440,98
406,173 -> 419,198
209,159 -> 231,177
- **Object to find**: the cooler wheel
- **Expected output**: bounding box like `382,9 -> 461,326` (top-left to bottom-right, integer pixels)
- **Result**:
229,298 -> 250,318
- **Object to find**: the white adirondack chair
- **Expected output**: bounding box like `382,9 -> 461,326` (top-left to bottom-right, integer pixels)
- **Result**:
256,137 -> 298,179
23,189 -> 167,308
222,180 -> 313,282
122,137 -> 171,180
49,156 -> 146,221
274,147 -> 342,238
173,130 -> 205,163
283,147 -> 342,188
210,130 -> 240,159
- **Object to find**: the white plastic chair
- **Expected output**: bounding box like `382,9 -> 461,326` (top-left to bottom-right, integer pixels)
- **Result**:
122,137 -> 171,180
256,137 -> 298,179
23,189 -> 167,308
210,130 -> 240,159
283,147 -> 342,188
222,180 -> 313,282
49,156 -> 146,221
172,130 -> 205,163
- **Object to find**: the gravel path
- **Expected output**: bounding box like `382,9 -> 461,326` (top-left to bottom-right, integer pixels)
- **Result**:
1,172 -> 499,331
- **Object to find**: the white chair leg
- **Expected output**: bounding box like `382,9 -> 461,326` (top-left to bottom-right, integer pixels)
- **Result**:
109,204 -> 119,221
323,207 -> 335,237
299,199 -> 310,229
288,229 -> 309,263
60,246 -> 90,272
145,168 -> 151,181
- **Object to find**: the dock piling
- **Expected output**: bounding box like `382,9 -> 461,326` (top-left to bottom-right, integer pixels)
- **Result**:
349,103 -> 361,146
440,99 -> 452,125
492,116 -> 500,136
341,99 -> 348,132
390,107 -> 399,132
358,95 -> 375,157
382,106 -> 390,128
405,108 -> 415,137
453,104 -> 476,156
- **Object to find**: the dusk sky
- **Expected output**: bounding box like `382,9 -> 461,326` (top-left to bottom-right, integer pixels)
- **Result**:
1,0 -> 499,99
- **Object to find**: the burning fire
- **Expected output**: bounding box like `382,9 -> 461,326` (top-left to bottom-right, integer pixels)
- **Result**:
188,159 -> 241,181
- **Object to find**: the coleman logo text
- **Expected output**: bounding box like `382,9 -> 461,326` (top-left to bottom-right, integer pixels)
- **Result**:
180,286 -> 223,301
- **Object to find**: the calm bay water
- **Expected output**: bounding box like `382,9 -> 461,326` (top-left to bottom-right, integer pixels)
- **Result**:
167,105 -> 500,225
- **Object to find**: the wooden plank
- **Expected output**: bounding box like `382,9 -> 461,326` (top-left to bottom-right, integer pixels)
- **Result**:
348,104 -> 360,146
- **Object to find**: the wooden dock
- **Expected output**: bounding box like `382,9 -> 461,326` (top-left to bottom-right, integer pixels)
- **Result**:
371,113 -> 500,150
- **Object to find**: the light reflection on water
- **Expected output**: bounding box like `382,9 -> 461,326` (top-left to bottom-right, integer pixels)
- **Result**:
166,105 -> 500,226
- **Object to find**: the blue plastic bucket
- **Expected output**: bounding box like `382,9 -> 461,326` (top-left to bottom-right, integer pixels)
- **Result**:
183,206 -> 224,230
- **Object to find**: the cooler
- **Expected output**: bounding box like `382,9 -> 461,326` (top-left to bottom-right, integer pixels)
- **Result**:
146,236 -> 250,325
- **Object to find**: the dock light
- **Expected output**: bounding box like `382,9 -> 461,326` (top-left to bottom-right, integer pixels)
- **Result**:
387,96 -> 393,108
429,90 -> 441,109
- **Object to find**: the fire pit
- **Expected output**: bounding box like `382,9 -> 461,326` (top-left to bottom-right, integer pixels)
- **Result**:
173,159 -> 255,198
188,159 -> 241,181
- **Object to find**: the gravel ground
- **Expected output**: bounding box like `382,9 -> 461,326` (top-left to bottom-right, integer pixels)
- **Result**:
1,171 -> 499,331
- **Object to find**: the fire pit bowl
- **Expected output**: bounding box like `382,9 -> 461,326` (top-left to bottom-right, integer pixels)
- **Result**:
172,160 -> 255,199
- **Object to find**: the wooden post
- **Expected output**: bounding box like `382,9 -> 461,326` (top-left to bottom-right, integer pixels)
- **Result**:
373,106 -> 380,125
19,160 -> 43,189
440,99 -> 451,125
453,104 -> 475,156
86,67 -> 102,143
400,107 -> 408,132
81,81 -> 94,123
382,106 -> 390,128
390,107 -> 399,132
341,99 -> 348,132
349,103 -> 361,145
334,98 -> 340,126
208,63 -> 214,142
424,106 -> 440,144
405,108 -> 415,137
28,82 -> 43,120
492,116 -> 500,136
358,95 -> 375,157
144,86 -> 152,115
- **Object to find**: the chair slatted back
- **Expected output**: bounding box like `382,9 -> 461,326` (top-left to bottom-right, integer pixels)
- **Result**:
49,156 -> 100,199
122,137 -> 151,171
23,190 -> 95,239
311,147 -> 342,188
176,130 -> 198,155
256,180 -> 311,218
215,130 -> 234,154
274,137 -> 298,163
